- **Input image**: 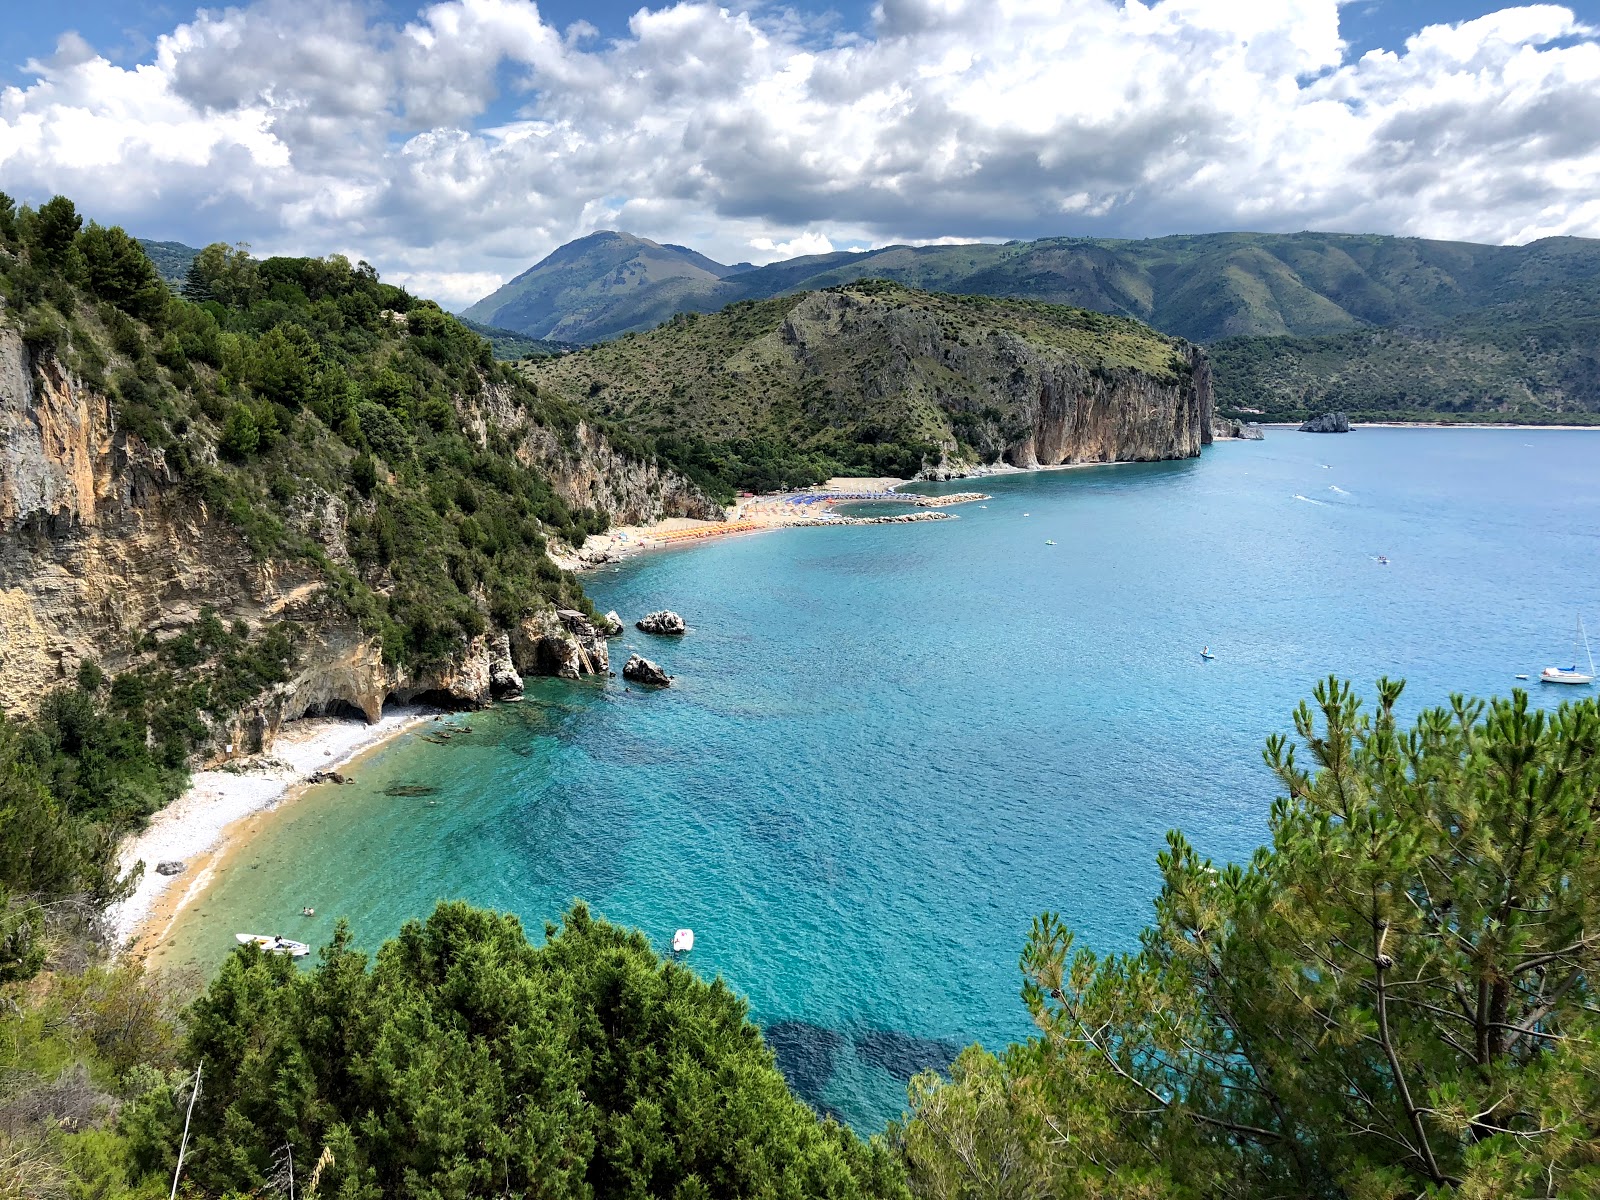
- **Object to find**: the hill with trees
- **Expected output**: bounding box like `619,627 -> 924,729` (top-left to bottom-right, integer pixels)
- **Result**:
473,229 -> 1600,424
522,280 -> 1212,497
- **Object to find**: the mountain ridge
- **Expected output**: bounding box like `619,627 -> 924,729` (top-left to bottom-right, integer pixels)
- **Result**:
465,228 -> 1600,348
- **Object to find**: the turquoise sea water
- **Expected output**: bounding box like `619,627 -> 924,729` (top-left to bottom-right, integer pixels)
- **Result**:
161,428 -> 1600,1130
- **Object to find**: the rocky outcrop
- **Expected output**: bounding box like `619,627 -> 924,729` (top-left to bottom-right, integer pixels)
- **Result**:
636,610 -> 687,635
1212,417 -> 1265,440
622,654 -> 671,686
1299,412 -> 1351,433
455,383 -> 721,524
600,610 -> 624,636
510,608 -> 609,680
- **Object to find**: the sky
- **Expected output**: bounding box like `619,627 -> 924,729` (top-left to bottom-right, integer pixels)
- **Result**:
3,1 -> 1600,309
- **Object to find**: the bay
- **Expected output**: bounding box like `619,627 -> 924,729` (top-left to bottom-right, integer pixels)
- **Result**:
158,427 -> 1600,1129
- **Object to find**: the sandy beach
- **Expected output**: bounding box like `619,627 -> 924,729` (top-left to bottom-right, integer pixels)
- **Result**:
556,474 -> 1001,570
109,705 -> 436,953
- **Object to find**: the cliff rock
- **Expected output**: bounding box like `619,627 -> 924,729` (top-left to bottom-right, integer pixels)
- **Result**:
600,610 -> 624,636
455,383 -> 721,524
1212,417 -> 1265,440
1299,412 -> 1351,433
510,608 -> 609,680
622,654 -> 672,686
0,328 -> 604,750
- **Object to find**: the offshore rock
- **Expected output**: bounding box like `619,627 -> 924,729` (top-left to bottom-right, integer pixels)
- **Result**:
622,654 -> 672,686
636,610 -> 687,636
1299,412 -> 1350,433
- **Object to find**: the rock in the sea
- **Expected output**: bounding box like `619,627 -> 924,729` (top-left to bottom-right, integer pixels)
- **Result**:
622,654 -> 672,686
1299,412 -> 1351,433
636,610 -> 687,636
155,860 -> 186,876
600,610 -> 624,636
309,770 -> 350,785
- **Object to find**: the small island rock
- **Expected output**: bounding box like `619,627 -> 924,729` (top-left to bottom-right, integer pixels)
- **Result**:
622,654 -> 672,686
1299,412 -> 1351,433
636,610 -> 687,636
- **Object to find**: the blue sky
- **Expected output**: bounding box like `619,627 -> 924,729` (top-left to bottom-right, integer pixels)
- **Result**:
3,1 -> 1598,307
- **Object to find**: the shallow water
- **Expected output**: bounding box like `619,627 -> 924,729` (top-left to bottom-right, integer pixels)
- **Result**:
160,428 -> 1600,1130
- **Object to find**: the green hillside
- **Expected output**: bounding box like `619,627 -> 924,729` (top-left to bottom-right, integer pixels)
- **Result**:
466,229 -> 1600,346
136,237 -> 200,286
524,280 -> 1196,496
1212,309 -> 1600,423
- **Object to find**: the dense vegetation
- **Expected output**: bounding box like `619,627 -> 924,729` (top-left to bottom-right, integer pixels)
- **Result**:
900,680 -> 1600,1198
1212,316 -> 1600,424
3,903 -> 906,1199
4,195 -> 604,662
525,281 -> 1193,496
3,678 -> 1597,1198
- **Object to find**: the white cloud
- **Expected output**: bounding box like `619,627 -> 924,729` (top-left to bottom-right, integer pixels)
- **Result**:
1,1 -> 1598,310
749,231 -> 837,260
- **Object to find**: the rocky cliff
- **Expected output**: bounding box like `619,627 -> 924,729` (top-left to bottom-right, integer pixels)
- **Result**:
0,323 -> 635,753
528,282 -> 1214,487
456,382 -> 721,524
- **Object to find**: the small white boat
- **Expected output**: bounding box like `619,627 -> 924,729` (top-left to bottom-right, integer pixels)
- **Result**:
1200,648 -> 1216,661
672,928 -> 695,953
1515,674 -> 1530,680
1045,539 -> 1056,546
1540,615 -> 1595,686
236,933 -> 311,957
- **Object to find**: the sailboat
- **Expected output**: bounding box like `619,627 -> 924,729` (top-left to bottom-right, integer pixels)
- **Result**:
1540,616 -> 1595,685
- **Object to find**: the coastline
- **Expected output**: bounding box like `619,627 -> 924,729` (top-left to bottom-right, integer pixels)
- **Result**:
110,705 -> 436,954
556,463 -> 1117,571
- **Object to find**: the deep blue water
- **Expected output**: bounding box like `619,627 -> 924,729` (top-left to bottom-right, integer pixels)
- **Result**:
163,428 -> 1600,1130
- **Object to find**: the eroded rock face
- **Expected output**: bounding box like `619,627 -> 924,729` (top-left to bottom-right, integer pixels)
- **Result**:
510,609 -> 609,681
622,654 -> 671,686
1299,412 -> 1351,433
600,611 -> 624,636
0,329 -> 604,759
456,385 -> 721,524
1212,417 -> 1265,441
636,610 -> 687,635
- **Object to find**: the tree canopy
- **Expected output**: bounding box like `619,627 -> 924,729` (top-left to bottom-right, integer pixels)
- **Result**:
900,679 -> 1600,1199
124,901 -> 906,1200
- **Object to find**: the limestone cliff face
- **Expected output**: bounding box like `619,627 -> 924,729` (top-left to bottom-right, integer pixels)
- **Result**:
778,290 -> 1214,472
0,330 -> 618,750
457,383 -> 721,524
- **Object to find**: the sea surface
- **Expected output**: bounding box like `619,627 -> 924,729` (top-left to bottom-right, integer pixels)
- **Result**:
160,428 -> 1600,1130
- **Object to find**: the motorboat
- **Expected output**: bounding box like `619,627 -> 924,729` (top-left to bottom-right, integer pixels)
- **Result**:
236,933 -> 311,958
672,928 -> 695,953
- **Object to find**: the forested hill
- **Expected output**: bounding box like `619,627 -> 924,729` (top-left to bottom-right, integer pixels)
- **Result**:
464,228 -> 1600,346
523,280 -> 1213,496
0,192 -> 717,975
